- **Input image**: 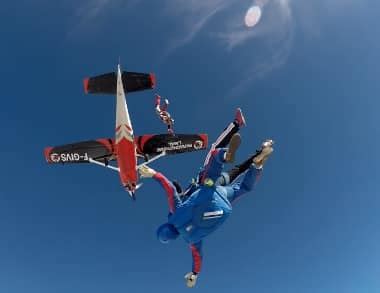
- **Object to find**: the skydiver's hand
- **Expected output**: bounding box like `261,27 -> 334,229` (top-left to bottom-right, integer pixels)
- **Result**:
138,165 -> 157,178
184,272 -> 198,288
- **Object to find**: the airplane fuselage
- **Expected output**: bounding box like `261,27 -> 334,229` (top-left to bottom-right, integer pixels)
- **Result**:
115,65 -> 138,193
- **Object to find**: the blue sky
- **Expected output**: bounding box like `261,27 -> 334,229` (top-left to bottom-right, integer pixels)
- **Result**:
1,0 -> 379,292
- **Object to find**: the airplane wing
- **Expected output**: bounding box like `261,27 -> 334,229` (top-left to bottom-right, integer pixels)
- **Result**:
136,133 -> 208,156
44,134 -> 208,164
83,71 -> 155,95
44,139 -> 115,164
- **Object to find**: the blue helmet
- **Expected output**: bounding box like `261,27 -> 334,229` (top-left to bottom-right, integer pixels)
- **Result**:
156,223 -> 179,244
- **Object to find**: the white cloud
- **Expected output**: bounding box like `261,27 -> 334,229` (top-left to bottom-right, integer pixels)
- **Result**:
66,0 -> 365,95
162,0 -> 231,56
67,0 -> 140,38
68,0 -> 296,94
293,0 -> 366,39
161,0 -> 294,94
162,0 -> 293,51
221,0 -> 294,95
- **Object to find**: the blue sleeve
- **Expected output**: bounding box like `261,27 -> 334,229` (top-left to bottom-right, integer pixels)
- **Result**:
224,166 -> 262,203
190,241 -> 203,274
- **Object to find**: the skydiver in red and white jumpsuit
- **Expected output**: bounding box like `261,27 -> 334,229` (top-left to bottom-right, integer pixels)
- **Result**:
155,94 -> 174,135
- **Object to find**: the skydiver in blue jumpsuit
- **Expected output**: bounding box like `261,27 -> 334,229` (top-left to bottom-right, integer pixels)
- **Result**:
139,110 -> 274,288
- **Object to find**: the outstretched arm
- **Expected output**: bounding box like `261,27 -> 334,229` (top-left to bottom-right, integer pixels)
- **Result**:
139,165 -> 180,213
153,172 -> 179,213
185,241 -> 203,288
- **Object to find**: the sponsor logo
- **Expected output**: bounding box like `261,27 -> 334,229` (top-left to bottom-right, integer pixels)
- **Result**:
156,140 -> 193,153
193,140 -> 203,150
50,152 -> 89,163
203,210 -> 224,220
50,153 -> 60,163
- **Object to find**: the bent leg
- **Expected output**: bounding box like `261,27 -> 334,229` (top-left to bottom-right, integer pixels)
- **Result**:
199,149 -> 227,184
224,166 -> 262,204
203,121 -> 240,168
200,109 -> 245,182
216,152 -> 259,185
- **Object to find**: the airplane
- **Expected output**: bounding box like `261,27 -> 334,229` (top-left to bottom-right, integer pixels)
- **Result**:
44,65 -> 208,199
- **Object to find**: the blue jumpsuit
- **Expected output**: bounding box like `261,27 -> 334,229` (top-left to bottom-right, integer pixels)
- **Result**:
153,148 -> 262,274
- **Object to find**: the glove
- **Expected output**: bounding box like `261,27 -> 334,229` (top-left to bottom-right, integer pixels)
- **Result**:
184,272 -> 198,288
138,165 -> 157,178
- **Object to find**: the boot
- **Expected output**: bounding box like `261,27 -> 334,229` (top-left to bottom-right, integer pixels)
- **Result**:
252,139 -> 274,168
225,133 -> 241,163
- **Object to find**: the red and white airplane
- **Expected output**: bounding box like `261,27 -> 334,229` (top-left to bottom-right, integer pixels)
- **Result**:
45,65 -> 208,199
114,64 -> 142,194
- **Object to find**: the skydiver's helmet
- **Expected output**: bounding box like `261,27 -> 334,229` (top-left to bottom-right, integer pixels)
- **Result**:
156,223 -> 180,244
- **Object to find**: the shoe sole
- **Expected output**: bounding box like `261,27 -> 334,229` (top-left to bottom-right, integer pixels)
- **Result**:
235,108 -> 246,127
253,147 -> 273,166
225,133 -> 241,163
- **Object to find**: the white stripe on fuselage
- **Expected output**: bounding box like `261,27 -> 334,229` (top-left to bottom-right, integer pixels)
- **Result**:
115,65 -> 134,143
116,124 -> 133,143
